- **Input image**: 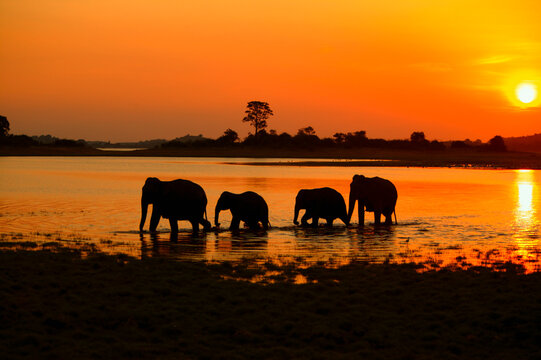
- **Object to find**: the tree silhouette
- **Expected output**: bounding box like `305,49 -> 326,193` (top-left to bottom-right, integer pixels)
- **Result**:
294,126 -> 320,148
0,115 -> 9,137
333,132 -> 346,144
216,128 -> 239,144
297,126 -> 316,136
487,135 -> 507,152
242,101 -> 273,136
410,131 -> 426,143
345,131 -> 367,147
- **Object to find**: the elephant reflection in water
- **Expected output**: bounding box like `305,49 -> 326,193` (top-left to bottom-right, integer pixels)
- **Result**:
139,177 -> 211,234
139,231 -> 208,259
294,187 -> 349,227
347,175 -> 397,226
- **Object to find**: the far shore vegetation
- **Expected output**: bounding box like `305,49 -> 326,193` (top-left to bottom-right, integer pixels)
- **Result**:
1,105 -> 540,169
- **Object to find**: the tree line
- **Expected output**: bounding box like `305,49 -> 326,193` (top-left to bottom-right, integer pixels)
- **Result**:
162,101 -> 507,152
0,116 -> 86,148
0,102 -> 507,152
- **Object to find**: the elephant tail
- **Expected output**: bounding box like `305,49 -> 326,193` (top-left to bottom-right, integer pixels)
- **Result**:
394,210 -> 398,225
204,209 -> 208,221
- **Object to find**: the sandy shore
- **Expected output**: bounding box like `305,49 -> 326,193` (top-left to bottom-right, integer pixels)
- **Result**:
1,248 -> 540,359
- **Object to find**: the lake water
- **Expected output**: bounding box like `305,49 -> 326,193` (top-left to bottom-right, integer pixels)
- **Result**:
1,157 -> 540,271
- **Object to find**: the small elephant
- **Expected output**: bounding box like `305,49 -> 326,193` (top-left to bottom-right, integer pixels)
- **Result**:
347,175 -> 397,226
139,177 -> 211,233
215,191 -> 270,231
294,187 -> 349,227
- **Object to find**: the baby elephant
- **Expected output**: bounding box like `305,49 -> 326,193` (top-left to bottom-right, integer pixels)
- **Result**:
215,191 -> 270,231
294,187 -> 349,227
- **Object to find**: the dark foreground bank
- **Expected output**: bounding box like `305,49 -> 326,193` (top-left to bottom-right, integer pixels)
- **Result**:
2,249 -> 541,360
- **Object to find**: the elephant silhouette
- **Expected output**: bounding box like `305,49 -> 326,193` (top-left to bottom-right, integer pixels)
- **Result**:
347,175 -> 397,226
215,191 -> 270,231
294,187 -> 349,227
139,177 -> 211,234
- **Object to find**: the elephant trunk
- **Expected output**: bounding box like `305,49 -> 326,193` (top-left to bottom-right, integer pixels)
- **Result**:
214,205 -> 221,227
139,197 -> 149,232
293,202 -> 300,225
347,193 -> 356,224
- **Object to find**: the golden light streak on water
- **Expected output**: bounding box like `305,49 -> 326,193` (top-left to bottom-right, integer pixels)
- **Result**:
517,183 -> 533,212
515,170 -> 536,226
513,170 -> 539,269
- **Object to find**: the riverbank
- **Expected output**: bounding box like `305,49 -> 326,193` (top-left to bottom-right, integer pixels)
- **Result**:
1,145 -> 540,169
2,248 -> 540,359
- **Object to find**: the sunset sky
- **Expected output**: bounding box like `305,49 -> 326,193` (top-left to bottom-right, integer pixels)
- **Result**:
1,0 -> 540,142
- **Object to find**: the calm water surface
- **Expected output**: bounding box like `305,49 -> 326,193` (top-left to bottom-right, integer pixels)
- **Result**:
1,157 -> 539,271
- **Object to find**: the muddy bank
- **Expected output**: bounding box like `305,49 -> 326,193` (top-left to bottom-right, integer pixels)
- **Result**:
1,248 -> 541,359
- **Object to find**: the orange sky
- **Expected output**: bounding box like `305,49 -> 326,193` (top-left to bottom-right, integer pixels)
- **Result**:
1,0 -> 540,142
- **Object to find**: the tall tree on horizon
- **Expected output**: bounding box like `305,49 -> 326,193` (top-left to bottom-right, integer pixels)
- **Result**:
242,101 -> 273,136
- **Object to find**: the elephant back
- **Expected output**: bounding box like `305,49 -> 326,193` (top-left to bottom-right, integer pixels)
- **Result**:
312,187 -> 347,216
362,177 -> 397,210
240,191 -> 268,207
160,179 -> 208,218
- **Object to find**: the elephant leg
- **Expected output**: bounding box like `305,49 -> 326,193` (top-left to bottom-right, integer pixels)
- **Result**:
190,220 -> 199,233
326,218 -> 334,227
200,218 -> 211,231
358,208 -> 365,227
169,231 -> 178,242
230,216 -> 241,231
311,217 -> 319,228
384,213 -> 393,225
374,212 -> 382,225
262,219 -> 269,230
149,210 -> 161,232
301,212 -> 311,227
169,218 -> 178,234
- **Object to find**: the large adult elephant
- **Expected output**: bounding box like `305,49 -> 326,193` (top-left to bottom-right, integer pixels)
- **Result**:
214,191 -> 270,231
347,175 -> 397,226
294,187 -> 349,227
139,177 -> 211,233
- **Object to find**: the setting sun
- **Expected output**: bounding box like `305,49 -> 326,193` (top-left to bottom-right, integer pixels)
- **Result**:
505,72 -> 541,109
516,82 -> 538,104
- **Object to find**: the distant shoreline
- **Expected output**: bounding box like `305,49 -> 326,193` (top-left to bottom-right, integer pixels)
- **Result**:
1,145 -> 540,169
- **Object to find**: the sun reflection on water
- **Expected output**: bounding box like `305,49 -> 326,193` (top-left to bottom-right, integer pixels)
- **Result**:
518,183 -> 533,212
515,170 -> 537,227
513,170 -> 539,268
